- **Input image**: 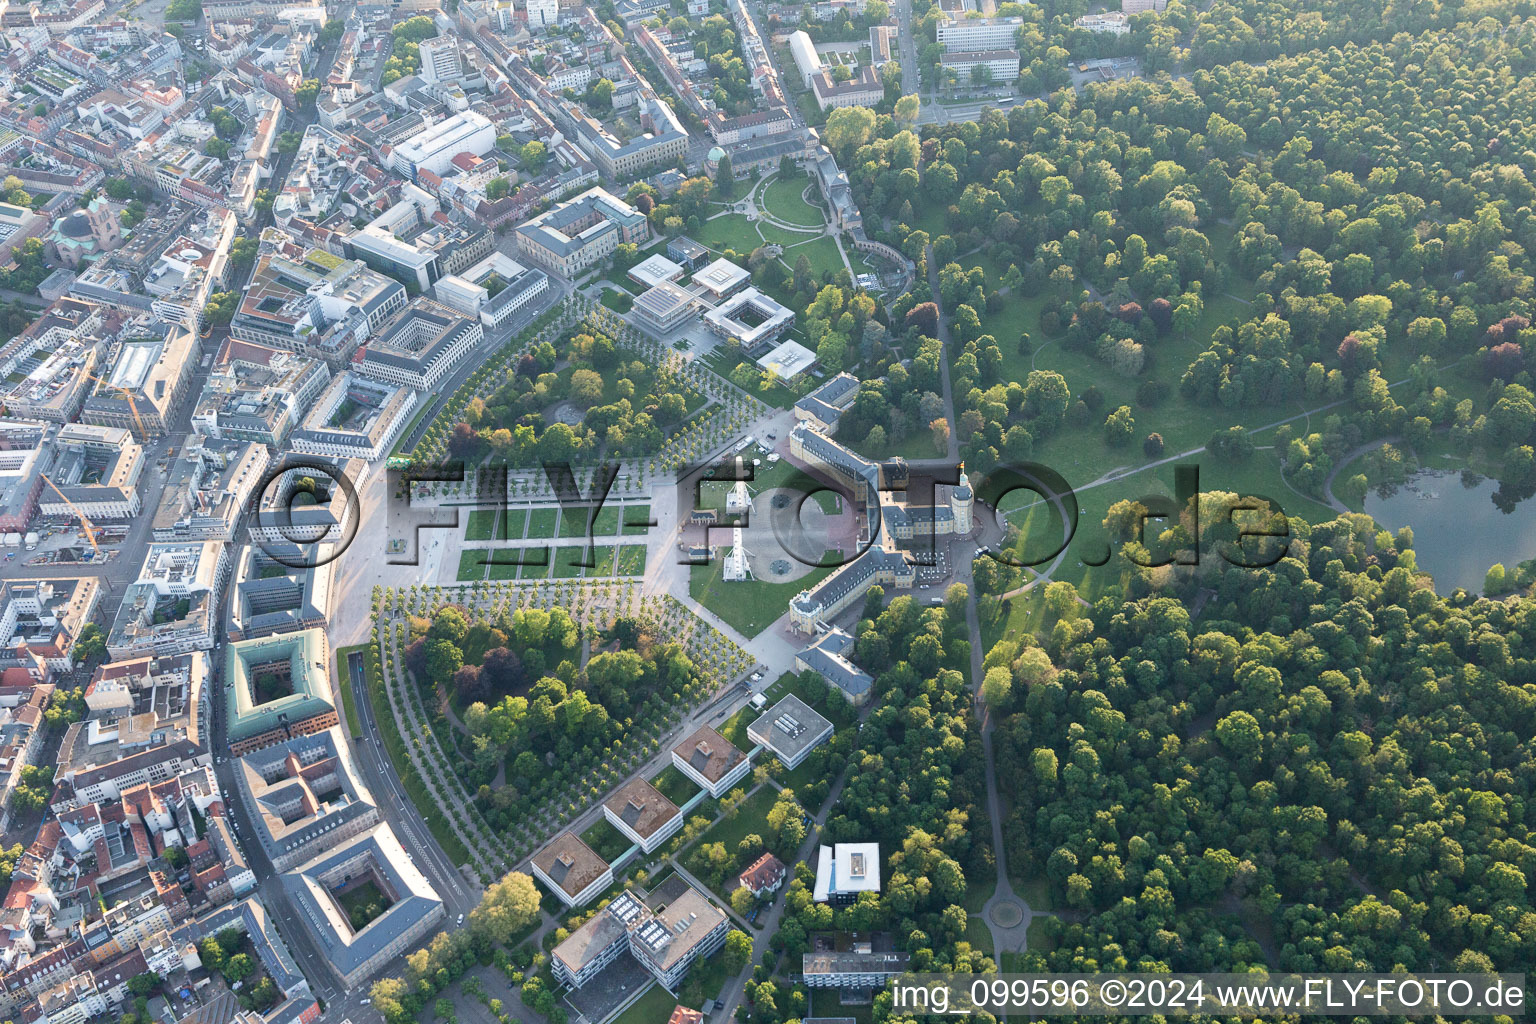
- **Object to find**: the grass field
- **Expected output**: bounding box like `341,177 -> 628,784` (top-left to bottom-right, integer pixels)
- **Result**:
779,235 -> 845,281
580,818 -> 634,863
500,508 -> 527,540
761,173 -> 826,228
488,549 -> 525,580
685,950 -> 733,1002
694,213 -> 771,256
465,509 -> 497,541
616,545 -> 647,575
600,288 -> 634,313
689,548 -> 841,637
589,544 -> 618,575
332,644 -> 365,737
623,504 -> 653,535
964,915 -> 996,957
651,765 -> 701,806
609,981 -> 674,1024
552,548 -> 587,577
695,786 -> 778,869
527,507 -> 558,538
559,507 -> 592,538
592,505 -> 620,534
457,549 -> 488,581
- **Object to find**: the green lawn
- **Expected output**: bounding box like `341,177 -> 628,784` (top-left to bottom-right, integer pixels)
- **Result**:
964,871 -> 998,914
592,505 -> 620,534
559,507 -> 593,538
762,173 -> 826,228
718,703 -> 753,748
456,549 -> 488,581
527,507 -> 559,538
651,765 -> 702,807
1025,916 -> 1059,954
499,508 -> 527,540
695,785 -> 778,865
465,509 -> 498,541
608,980 -> 675,1024
332,644 -> 366,737
964,915 -> 996,957
589,545 -> 618,575
551,547 -> 587,577
616,545 -> 647,576
694,213 -> 769,256
689,548 -> 841,638
487,549 -> 525,580
683,950 -> 733,1002
581,818 -> 634,863
600,288 -> 634,313
623,505 -> 653,535
779,235 -> 845,281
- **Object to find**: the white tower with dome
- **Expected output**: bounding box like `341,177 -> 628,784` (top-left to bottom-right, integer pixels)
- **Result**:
951,464 -> 974,535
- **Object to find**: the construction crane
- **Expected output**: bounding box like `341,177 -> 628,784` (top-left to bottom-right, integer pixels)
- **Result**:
82,371 -> 150,442
38,474 -> 103,565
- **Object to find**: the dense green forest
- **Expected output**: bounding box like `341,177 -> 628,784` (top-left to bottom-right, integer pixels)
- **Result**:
989,510 -> 1536,976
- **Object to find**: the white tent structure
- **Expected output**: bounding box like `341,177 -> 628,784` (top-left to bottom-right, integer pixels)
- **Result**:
723,526 -> 753,581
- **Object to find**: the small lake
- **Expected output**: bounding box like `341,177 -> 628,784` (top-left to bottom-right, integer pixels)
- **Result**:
1364,470 -> 1536,594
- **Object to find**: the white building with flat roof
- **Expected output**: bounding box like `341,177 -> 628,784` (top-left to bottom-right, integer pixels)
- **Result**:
628,254 -> 684,289
694,258 -> 751,299
940,49 -> 1021,82
390,111 -> 497,179
1075,10 -> 1129,33
935,15 -> 1023,51
704,288 -> 795,349
755,338 -> 817,382
788,30 -> 821,87
631,282 -> 699,335
812,842 -> 881,904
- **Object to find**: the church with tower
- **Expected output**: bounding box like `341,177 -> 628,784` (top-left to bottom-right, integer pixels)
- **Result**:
787,421 -> 975,634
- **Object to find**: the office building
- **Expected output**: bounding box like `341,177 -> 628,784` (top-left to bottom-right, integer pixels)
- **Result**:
747,694 -> 833,770
794,628 -> 873,703
353,298 -> 483,392
671,726 -> 750,798
532,832 -> 613,908
703,288 -> 795,349
811,67 -> 883,110
107,543 -> 229,659
432,252 -> 549,328
390,111 -> 497,179
602,778 -> 683,854
939,49 -> 1020,82
226,542 -> 334,642
280,825 -> 445,988
630,281 -> 699,335
225,629 -> 337,756
935,15 -> 1022,51
289,373 -> 417,462
237,729 -> 379,871
418,36 -> 463,84
515,187 -> 650,277
552,882 -> 728,990
812,842 -> 882,904
38,424 -> 143,520
151,438 -> 270,542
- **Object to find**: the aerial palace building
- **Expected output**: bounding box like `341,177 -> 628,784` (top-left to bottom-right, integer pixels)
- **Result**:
787,422 -> 974,634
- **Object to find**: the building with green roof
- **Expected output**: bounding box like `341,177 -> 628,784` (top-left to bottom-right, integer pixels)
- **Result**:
226,628 -> 337,754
